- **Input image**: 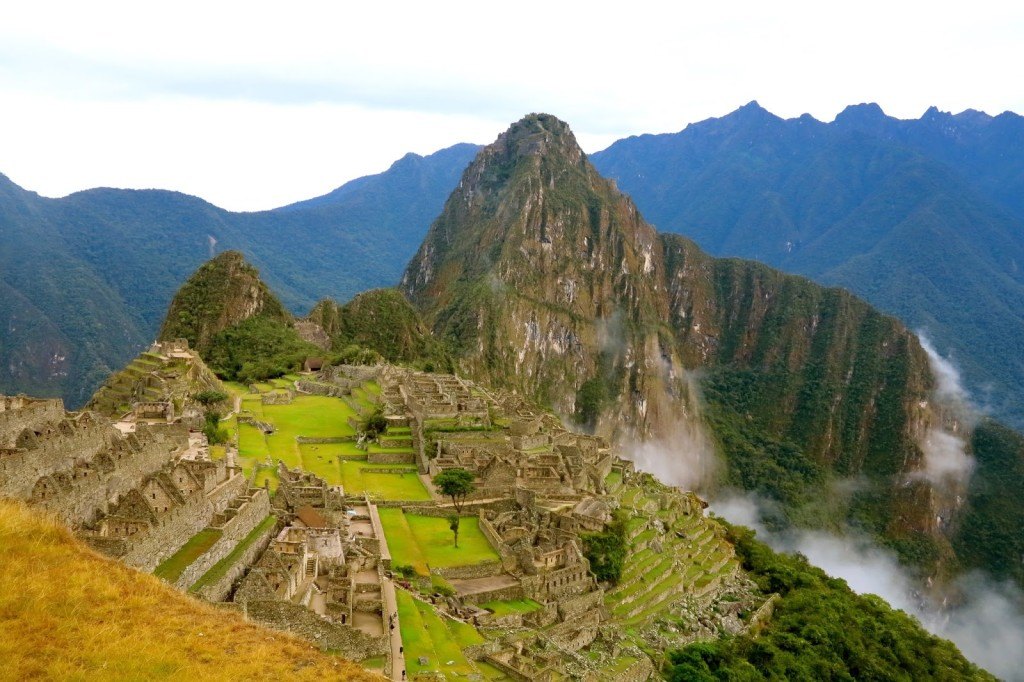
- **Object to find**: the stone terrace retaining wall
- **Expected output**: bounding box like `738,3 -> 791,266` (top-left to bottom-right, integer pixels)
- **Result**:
366,451 -> 416,464
295,380 -> 349,398
192,517 -> 279,602
118,472 -> 247,572
174,488 -> 272,590
246,600 -> 387,660
459,581 -> 525,605
432,560 -> 504,580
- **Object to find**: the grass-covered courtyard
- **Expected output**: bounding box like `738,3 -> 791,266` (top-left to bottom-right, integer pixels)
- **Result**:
379,509 -> 500,575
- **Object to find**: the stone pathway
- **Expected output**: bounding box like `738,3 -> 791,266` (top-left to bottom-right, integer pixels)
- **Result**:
380,577 -> 406,681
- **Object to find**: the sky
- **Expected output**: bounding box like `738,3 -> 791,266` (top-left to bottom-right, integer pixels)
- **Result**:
1,0 -> 1021,211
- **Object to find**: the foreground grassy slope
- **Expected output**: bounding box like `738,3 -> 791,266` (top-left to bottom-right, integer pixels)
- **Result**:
0,501 -> 379,681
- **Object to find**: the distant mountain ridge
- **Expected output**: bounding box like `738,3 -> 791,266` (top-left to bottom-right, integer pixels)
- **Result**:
5,100 -> 1024,429
0,144 -> 479,407
590,101 -> 1024,426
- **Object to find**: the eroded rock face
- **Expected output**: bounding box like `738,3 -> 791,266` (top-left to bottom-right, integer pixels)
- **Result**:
402,113 -> 958,574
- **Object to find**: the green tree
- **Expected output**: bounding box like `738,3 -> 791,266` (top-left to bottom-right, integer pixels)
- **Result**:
434,468 -> 476,548
193,390 -> 228,407
361,407 -> 388,438
582,511 -> 627,584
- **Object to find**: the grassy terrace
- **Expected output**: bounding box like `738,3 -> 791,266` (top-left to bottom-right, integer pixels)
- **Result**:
480,598 -> 543,617
379,510 -> 500,575
152,528 -> 223,582
397,590 -> 483,678
190,515 -> 277,594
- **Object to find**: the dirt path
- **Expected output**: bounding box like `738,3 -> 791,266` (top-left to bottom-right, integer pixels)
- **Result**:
381,577 -> 406,681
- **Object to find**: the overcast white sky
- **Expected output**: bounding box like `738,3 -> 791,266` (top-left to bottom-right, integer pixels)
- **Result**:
1,0 -> 1021,211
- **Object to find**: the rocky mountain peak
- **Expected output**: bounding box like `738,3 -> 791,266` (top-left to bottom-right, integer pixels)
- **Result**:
158,250 -> 290,355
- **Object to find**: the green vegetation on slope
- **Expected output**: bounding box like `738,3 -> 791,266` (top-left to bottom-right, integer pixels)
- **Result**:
665,524 -> 992,681
953,420 -> 1024,586
582,510 -> 627,584
206,315 -> 320,383
158,250 -> 291,355
307,288 -> 452,372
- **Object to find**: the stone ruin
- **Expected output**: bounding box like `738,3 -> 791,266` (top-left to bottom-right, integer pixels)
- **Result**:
0,360 -> 754,681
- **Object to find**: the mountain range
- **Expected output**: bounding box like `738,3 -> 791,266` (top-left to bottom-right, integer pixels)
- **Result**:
590,102 -> 1024,427
0,143 -> 478,407
3,101 -> 1024,431
140,115 -> 1022,594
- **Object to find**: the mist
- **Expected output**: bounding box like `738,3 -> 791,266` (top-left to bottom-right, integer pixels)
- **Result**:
713,492 -> 1024,680
624,426 -> 717,493
917,334 -> 977,488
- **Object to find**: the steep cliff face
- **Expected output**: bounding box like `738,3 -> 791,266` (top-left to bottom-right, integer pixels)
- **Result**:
403,114 -> 953,571
158,250 -> 290,355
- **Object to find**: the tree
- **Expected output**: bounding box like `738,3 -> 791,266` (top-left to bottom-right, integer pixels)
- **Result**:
582,511 -> 627,583
434,468 -> 476,548
448,514 -> 461,549
361,407 -> 388,438
434,468 -> 475,514
193,390 -> 228,407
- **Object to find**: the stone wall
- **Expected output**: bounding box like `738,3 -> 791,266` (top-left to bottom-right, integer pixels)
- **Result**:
192,517 -> 279,602
296,436 -> 351,444
2,412 -> 188,526
479,514 -> 520,573
173,488 -> 272,590
261,390 -> 294,405
115,472 -> 246,572
245,600 -> 388,660
295,380 -> 349,398
460,581 -> 525,605
367,502 -> 390,568
556,589 -> 604,620
0,396 -> 65,444
432,560 -> 504,580
366,451 -> 416,464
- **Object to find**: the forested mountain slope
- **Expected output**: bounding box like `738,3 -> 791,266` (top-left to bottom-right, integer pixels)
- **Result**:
591,103 -> 1024,426
0,143 -> 477,407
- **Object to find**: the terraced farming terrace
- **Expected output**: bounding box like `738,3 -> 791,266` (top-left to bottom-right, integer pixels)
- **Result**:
197,363 -> 770,680
1,354 -> 773,682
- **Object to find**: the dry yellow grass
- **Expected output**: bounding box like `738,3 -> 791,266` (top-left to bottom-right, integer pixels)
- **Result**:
0,500 -> 381,681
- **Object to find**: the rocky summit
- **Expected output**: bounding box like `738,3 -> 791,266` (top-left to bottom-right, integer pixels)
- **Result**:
402,114 -> 986,583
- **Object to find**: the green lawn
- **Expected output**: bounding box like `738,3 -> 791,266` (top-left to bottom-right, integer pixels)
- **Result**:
262,395 -> 357,440
345,464 -> 429,501
378,508 -> 429,575
252,464 -> 279,490
405,514 -> 500,569
237,422 -> 270,459
397,590 -> 482,678
189,516 -> 277,593
153,528 -> 223,582
299,441 -> 365,460
480,598 -> 543,617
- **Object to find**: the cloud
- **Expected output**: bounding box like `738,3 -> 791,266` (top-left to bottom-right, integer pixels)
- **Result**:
914,334 -> 977,488
919,334 -> 975,416
915,427 -> 974,486
713,492 -> 1024,681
